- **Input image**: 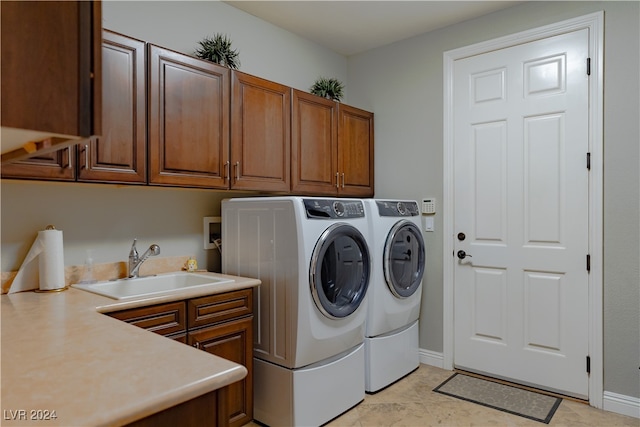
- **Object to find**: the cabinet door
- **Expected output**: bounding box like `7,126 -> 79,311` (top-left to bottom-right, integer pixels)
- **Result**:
291,90 -> 338,195
189,317 -> 253,427
1,0 -> 101,138
231,71 -> 290,192
337,104 -> 374,197
78,30 -> 146,184
148,45 -> 230,188
0,148 -> 75,181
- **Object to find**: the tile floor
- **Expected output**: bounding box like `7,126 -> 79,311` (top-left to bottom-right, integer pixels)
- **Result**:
247,364 -> 639,426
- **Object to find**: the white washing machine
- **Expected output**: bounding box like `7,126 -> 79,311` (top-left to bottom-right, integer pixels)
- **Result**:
363,199 -> 426,393
222,196 -> 371,426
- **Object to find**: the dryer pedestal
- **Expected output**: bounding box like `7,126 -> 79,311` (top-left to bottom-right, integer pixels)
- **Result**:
254,344 -> 365,426
365,321 -> 419,393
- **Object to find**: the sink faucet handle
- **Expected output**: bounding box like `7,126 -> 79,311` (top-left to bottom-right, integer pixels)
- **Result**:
128,239 -> 140,278
129,238 -> 139,259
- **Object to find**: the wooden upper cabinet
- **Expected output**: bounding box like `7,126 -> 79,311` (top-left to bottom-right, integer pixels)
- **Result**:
79,30 -> 146,184
231,71 -> 291,192
337,104 -> 374,197
292,91 -> 374,197
148,45 -> 230,188
291,90 -> 338,195
0,0 -> 101,138
0,0 -> 101,180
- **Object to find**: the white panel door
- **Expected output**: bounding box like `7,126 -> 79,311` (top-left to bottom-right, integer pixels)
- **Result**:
453,28 -> 590,398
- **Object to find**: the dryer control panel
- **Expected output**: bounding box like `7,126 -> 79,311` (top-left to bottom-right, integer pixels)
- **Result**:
304,199 -> 365,219
376,200 -> 420,217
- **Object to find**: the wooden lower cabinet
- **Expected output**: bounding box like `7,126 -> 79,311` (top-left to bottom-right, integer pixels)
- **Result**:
106,288 -> 254,427
125,388 -> 226,427
187,289 -> 254,427
188,317 -> 253,427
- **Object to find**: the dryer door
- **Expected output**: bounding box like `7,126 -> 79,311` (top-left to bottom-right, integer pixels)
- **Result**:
384,221 -> 425,298
310,223 -> 371,319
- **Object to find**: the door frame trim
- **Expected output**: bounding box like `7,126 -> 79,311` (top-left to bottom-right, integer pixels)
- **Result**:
442,11 -> 604,407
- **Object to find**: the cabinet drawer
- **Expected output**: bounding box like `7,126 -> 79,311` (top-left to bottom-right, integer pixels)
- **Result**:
108,301 -> 187,336
188,289 -> 253,329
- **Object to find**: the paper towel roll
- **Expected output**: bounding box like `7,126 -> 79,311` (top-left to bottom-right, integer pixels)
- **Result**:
37,229 -> 65,290
8,227 -> 66,293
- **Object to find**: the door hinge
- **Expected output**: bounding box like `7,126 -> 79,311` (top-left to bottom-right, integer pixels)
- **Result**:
586,355 -> 591,374
587,58 -> 591,75
586,254 -> 591,272
587,152 -> 591,170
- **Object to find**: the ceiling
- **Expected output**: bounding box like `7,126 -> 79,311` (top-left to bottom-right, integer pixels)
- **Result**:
224,1 -> 523,56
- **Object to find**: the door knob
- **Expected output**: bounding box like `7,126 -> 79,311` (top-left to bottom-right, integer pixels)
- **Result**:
457,250 -> 472,260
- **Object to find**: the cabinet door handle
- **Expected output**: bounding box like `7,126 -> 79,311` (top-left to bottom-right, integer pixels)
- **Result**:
193,342 -> 200,350
335,172 -> 340,188
83,144 -> 89,170
224,161 -> 230,182
235,161 -> 240,181
341,173 -> 345,188
66,148 -> 73,169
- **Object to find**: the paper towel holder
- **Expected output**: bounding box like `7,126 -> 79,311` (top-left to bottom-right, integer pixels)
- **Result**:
34,286 -> 69,293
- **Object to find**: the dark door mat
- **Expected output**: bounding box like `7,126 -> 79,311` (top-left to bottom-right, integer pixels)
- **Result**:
433,373 -> 562,424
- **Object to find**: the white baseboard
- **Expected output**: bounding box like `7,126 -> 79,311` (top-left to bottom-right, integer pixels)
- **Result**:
419,349 -> 639,420
603,391 -> 640,419
419,348 -> 445,369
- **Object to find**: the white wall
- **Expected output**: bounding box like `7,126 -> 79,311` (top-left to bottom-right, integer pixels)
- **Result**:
102,0 -> 348,100
347,0 -> 639,400
1,182 -> 234,271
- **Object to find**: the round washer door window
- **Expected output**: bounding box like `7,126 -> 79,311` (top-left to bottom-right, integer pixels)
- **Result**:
384,221 -> 425,298
310,223 -> 371,319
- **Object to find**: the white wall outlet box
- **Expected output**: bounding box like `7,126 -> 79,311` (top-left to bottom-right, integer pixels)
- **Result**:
203,216 -> 221,249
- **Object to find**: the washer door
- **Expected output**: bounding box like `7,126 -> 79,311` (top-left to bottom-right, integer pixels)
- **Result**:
384,221 -> 425,298
310,223 -> 371,319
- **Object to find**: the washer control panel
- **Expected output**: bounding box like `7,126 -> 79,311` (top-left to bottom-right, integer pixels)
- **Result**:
304,199 -> 365,219
376,200 -> 420,217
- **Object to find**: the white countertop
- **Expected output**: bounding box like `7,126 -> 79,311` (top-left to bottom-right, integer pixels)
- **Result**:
1,272 -> 260,426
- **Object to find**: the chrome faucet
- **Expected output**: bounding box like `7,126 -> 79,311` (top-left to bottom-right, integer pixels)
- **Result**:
128,239 -> 161,278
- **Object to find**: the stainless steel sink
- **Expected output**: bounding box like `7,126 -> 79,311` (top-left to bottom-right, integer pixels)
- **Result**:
72,272 -> 234,300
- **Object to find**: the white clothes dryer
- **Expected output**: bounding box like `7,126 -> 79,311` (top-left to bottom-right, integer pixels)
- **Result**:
222,196 -> 371,426
363,199 -> 426,393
